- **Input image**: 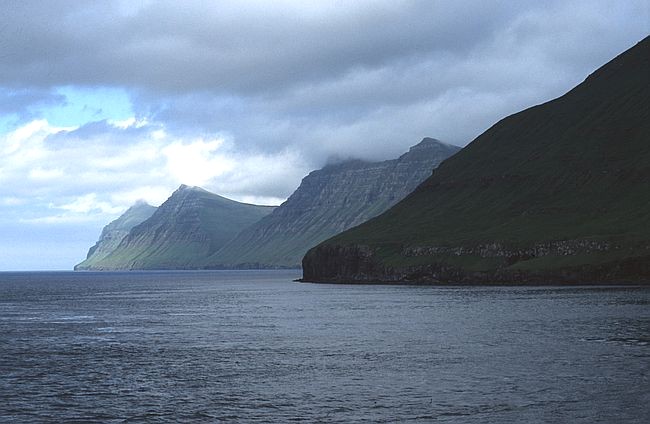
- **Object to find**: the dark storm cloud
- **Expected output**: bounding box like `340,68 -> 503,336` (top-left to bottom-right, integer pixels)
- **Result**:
1,0 -> 648,163
0,1 -> 531,93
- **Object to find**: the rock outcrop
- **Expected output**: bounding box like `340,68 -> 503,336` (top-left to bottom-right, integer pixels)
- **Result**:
303,243 -> 650,284
207,138 -> 461,268
302,37 -> 650,284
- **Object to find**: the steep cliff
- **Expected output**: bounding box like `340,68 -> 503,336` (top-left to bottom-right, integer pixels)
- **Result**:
303,37 -> 650,284
208,138 -> 460,268
75,201 -> 157,270
81,185 -> 275,270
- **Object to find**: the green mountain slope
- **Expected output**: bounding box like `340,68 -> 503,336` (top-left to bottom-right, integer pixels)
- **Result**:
83,185 -> 275,270
208,138 -> 460,268
303,37 -> 650,284
75,201 -> 157,270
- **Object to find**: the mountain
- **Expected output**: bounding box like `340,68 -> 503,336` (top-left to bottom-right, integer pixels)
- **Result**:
79,185 -> 275,270
303,37 -> 650,284
75,201 -> 157,270
208,138 -> 461,268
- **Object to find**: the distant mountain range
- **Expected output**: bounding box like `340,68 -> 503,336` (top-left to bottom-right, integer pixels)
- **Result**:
302,37 -> 650,284
75,185 -> 275,270
75,201 -> 157,270
76,139 -> 459,270
207,138 -> 460,268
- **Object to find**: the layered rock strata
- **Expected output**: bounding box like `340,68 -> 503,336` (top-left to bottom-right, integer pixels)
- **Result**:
208,138 -> 461,268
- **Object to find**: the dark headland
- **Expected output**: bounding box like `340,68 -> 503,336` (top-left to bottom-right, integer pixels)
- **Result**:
301,37 -> 650,285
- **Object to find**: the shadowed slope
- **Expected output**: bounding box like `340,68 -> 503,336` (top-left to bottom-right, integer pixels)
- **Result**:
303,37 -> 650,284
208,139 -> 460,268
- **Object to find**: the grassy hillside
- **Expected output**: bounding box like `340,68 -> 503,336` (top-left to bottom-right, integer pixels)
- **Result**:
85,186 -> 274,270
75,202 -> 157,270
304,37 -> 650,283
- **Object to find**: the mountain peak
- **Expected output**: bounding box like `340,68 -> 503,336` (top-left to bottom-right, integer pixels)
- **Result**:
130,199 -> 153,208
77,185 -> 275,270
399,137 -> 461,162
175,184 -> 209,194
420,137 -> 443,144
409,137 -> 452,151
177,184 -> 200,191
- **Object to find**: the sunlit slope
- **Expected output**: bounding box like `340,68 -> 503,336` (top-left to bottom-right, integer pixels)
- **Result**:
75,202 -> 157,270
86,185 -> 274,270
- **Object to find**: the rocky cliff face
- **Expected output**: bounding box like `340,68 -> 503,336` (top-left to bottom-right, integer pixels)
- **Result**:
208,138 -> 461,268
302,37 -> 650,285
79,185 -> 275,270
302,242 -> 650,284
75,202 -> 156,270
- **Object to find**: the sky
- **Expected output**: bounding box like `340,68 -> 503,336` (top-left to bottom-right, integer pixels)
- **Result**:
0,0 -> 648,270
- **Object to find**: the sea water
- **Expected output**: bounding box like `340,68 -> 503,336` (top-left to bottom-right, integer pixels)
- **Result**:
0,270 -> 648,423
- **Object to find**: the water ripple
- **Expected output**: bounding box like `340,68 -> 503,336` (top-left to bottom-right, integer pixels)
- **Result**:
1,271 -> 649,423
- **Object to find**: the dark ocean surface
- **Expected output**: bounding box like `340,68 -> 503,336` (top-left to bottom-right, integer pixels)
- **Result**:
0,270 -> 648,423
